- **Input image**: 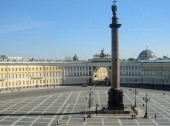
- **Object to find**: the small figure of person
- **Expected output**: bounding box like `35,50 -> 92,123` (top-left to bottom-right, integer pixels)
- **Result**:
132,115 -> 134,118
155,114 -> 157,119
56,120 -> 59,125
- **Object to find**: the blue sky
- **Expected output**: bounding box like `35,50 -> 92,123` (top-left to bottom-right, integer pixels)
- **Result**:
0,0 -> 170,60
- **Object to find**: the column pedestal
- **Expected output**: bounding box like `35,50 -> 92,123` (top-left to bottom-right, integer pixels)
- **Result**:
108,88 -> 124,110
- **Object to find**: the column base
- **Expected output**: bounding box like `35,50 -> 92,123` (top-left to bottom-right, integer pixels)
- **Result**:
108,88 -> 124,110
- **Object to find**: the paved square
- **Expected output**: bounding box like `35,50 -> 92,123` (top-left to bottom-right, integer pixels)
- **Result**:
0,87 -> 170,126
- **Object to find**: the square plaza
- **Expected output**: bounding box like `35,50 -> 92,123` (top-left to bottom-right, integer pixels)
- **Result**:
0,86 -> 170,126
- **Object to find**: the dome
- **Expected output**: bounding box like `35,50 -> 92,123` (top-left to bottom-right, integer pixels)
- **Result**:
138,49 -> 156,60
73,54 -> 79,61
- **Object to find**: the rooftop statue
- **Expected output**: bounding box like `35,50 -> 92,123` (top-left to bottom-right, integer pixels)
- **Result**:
93,49 -> 110,58
100,49 -> 105,58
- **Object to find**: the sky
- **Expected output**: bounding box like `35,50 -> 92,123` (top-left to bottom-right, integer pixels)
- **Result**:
0,0 -> 170,60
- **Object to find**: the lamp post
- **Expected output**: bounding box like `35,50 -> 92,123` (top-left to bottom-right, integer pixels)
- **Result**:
86,88 -> 93,118
132,88 -> 138,107
143,94 -> 150,118
96,103 -> 99,115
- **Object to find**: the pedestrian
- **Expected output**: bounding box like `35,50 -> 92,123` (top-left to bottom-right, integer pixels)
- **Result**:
84,117 -> 86,122
155,114 -> 157,119
56,120 -> 59,125
143,103 -> 144,107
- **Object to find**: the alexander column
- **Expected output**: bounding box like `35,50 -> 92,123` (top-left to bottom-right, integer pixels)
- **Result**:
108,0 -> 124,110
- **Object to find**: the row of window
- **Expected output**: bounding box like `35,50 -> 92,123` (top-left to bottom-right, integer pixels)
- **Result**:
65,66 -> 89,71
64,78 -> 87,83
0,79 -> 62,87
65,72 -> 89,77
0,66 -> 62,72
142,71 -> 170,76
143,66 -> 170,71
0,72 -> 63,78
120,66 -> 140,70
121,77 -> 170,84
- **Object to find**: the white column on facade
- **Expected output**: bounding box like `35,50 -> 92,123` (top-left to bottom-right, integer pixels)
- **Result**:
72,67 -> 74,76
120,66 -> 122,76
77,66 -> 80,76
135,66 -> 137,76
82,66 -> 83,76
130,66 -> 131,75
67,67 -> 69,76
80,66 -> 82,76
69,67 -> 72,76
133,66 -> 135,76
76,66 -> 77,76
70,67 -> 71,76
83,66 -> 85,76
124,66 -> 125,75
91,66 -> 93,77
121,66 -> 123,76
64,67 -> 65,77
127,66 -> 129,75
87,66 -> 89,76
124,66 -> 126,76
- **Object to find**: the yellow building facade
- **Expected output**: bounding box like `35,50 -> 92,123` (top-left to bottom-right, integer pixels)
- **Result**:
0,63 -> 63,91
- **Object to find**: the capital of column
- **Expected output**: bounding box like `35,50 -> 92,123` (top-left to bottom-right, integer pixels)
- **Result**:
109,23 -> 121,28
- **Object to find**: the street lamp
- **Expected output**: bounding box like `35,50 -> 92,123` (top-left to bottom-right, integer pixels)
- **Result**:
86,88 -> 93,118
132,88 -> 138,107
143,94 -> 150,118
96,103 -> 99,115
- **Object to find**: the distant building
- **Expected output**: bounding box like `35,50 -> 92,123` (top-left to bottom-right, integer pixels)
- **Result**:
0,49 -> 170,91
73,54 -> 79,62
0,55 -> 23,62
8,56 -> 23,61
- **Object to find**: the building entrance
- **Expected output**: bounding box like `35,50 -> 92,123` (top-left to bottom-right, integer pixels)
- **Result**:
93,67 -> 111,86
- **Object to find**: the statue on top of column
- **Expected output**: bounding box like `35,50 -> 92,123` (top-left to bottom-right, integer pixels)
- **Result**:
112,0 -> 117,16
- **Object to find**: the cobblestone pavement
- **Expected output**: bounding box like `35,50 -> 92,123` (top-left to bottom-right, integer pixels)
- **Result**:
0,87 -> 170,126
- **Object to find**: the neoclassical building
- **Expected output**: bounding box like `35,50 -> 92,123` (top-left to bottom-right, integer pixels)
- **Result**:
0,62 -> 63,91
1,49 -> 170,91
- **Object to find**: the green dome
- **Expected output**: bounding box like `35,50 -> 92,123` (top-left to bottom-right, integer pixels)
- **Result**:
138,49 -> 156,60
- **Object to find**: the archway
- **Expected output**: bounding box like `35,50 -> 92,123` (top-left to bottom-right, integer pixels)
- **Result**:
92,67 -> 111,86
